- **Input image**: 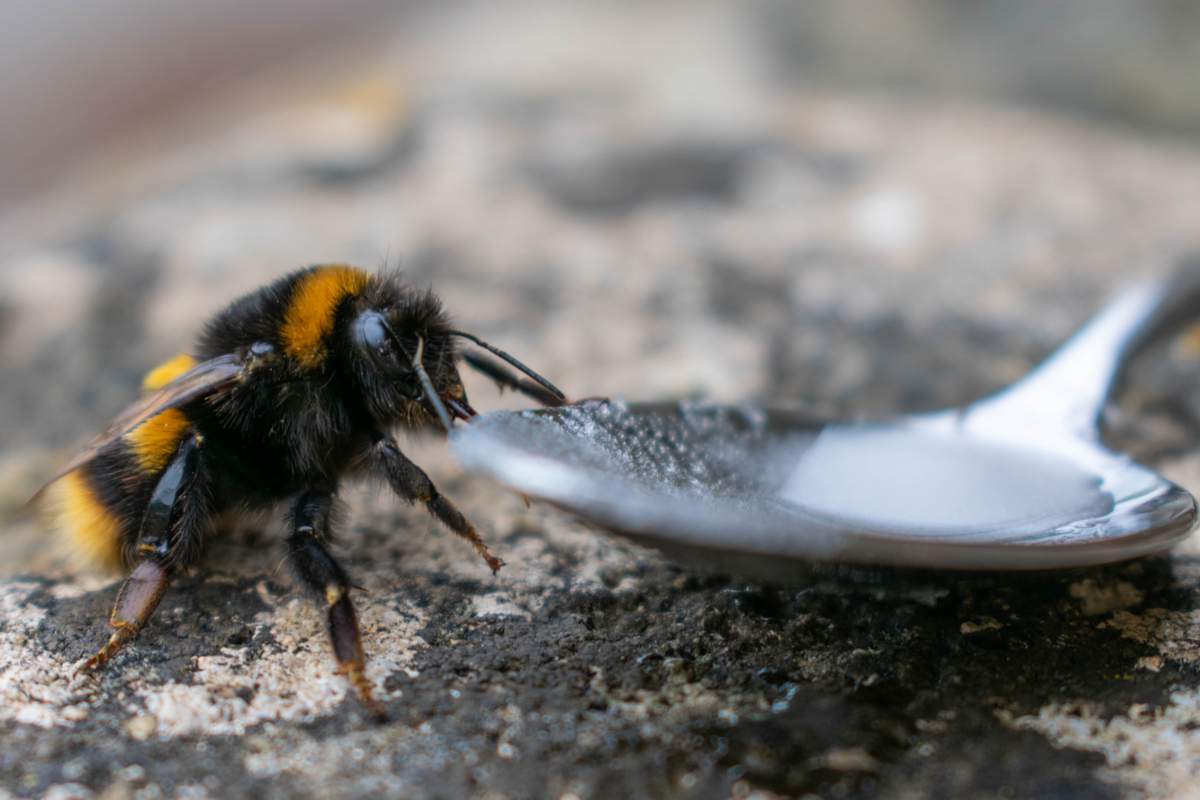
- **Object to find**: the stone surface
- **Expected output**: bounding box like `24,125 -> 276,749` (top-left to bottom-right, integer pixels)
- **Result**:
3,3 -> 1200,798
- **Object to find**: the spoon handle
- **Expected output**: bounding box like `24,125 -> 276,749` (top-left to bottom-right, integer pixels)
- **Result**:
968,260 -> 1200,439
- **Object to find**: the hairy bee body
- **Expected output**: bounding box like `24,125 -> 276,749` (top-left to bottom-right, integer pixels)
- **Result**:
49,265 -> 442,570
40,264 -> 564,713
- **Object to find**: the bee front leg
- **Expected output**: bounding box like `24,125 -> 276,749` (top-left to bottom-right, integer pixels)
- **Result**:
79,435 -> 207,673
369,434 -> 504,574
287,487 -> 383,719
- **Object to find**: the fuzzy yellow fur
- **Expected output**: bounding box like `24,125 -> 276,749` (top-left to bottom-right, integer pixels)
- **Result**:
45,471 -> 125,572
142,353 -> 198,391
281,265 -> 372,368
125,409 -> 192,474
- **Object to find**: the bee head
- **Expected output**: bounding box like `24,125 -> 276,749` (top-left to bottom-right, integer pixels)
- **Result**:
348,295 -> 474,432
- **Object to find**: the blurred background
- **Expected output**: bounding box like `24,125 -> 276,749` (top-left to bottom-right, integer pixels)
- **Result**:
4,0 -> 1200,209
3,3 -> 1200,797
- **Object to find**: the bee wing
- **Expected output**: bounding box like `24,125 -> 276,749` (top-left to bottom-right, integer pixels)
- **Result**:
32,353 -> 247,499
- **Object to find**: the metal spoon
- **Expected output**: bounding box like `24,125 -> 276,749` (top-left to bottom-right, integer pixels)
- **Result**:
452,270 -> 1200,578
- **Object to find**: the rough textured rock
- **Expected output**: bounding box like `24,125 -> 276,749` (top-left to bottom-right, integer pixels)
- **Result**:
3,3 -> 1200,798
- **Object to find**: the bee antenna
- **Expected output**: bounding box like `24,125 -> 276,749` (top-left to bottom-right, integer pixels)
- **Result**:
380,319 -> 455,433
448,330 -> 566,402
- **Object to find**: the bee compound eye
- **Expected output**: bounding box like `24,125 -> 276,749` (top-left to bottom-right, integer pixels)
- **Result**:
353,312 -> 391,357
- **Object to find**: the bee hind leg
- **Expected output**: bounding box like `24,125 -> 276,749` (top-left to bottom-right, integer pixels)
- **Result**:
79,559 -> 171,672
79,435 -> 207,674
288,486 -> 384,719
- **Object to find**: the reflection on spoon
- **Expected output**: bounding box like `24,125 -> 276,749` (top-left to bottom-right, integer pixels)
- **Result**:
779,423 -> 1112,538
452,269 -> 1200,577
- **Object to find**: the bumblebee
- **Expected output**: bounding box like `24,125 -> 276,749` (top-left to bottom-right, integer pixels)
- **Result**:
37,264 -> 565,714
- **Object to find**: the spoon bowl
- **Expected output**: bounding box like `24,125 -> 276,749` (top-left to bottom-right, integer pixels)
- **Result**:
452,272 -> 1200,578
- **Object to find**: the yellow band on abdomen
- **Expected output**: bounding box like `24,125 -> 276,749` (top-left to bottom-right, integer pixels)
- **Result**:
142,353 -> 198,392
46,471 -> 125,572
125,409 -> 191,474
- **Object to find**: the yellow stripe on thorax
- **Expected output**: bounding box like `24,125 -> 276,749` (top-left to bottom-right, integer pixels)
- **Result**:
46,471 -> 125,572
142,353 -> 198,392
281,265 -> 372,369
125,409 -> 191,473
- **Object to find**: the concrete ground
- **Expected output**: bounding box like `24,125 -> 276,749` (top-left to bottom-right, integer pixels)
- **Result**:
3,4 -> 1200,798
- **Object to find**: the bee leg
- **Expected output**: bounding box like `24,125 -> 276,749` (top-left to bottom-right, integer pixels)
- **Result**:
288,487 -> 384,719
79,436 -> 205,673
370,435 -> 504,574
79,560 -> 171,672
